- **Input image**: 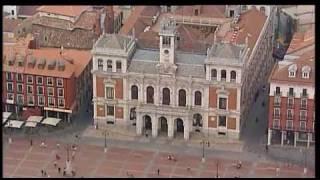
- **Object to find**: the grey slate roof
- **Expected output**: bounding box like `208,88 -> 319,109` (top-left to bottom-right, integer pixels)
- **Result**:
209,43 -> 244,59
95,34 -> 131,49
128,49 -> 206,78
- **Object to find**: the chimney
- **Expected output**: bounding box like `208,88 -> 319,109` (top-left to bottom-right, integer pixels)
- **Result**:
104,6 -> 114,34
94,11 -> 102,36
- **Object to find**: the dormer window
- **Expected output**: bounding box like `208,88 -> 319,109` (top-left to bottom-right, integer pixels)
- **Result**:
301,65 -> 311,79
288,64 -> 297,78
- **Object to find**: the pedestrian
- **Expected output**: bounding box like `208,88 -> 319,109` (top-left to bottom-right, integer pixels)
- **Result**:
187,167 -> 191,171
56,143 -> 60,149
54,161 -> 57,168
255,118 -> 258,123
276,167 -> 280,176
58,167 -> 61,174
157,168 -> 160,176
63,170 -> 66,176
44,171 -> 47,176
41,169 -> 44,176
72,151 -> 76,160
30,139 -> 33,146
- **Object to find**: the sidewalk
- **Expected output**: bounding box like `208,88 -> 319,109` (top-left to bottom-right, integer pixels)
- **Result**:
81,125 -> 244,153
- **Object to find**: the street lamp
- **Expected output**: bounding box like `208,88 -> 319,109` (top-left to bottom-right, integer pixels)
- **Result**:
300,148 -> 307,174
102,130 -> 109,153
200,139 -> 210,163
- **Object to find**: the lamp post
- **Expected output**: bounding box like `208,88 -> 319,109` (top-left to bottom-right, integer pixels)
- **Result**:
103,130 -> 109,153
216,160 -> 219,178
64,144 -> 72,176
300,148 -> 307,174
200,139 -> 210,163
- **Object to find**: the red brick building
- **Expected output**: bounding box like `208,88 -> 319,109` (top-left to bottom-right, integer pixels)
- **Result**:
2,38 -> 92,122
267,50 -> 315,148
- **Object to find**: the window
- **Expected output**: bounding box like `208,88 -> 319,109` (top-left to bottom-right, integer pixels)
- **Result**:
162,88 -> 170,105
57,78 -> 63,87
36,76 -> 43,85
302,72 -> 309,78
116,61 -> 122,72
27,75 -> 33,84
7,82 -> 13,92
194,9 -> 199,16
302,89 -> 307,97
275,87 -> 280,95
107,106 -> 114,116
11,10 -> 14,15
300,121 -> 306,131
221,70 -> 226,82
229,10 -> 234,17
6,72 -> 13,81
131,85 -> 138,100
211,69 -> 217,81
301,98 -> 307,109
47,77 -> 53,86
260,6 -> 266,13
27,85 -> 33,94
37,86 -> 44,95
48,97 -> 55,107
242,5 -> 247,11
288,88 -> 294,96
162,36 -> 171,45
146,86 -> 154,104
47,87 -> 54,96
286,120 -> 293,130
57,88 -> 64,97
107,60 -> 112,72
17,94 -> 24,104
219,97 -> 227,110
7,93 -> 14,101
230,71 -> 236,82
16,73 -> 23,82
287,109 -> 293,119
300,110 -> 307,121
178,89 -> 186,106
287,98 -> 294,108
27,96 -> 34,105
106,87 -> 114,99
289,71 -> 295,77
58,98 -> 65,107
273,119 -> 280,129
218,116 -> 226,127
274,108 -> 280,118
98,59 -> 103,70
195,91 -> 202,106
38,96 -> 45,106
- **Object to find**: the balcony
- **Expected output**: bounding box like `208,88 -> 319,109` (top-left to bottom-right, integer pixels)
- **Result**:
287,114 -> 294,119
287,92 -> 295,97
274,101 -> 281,107
274,91 -> 282,96
300,115 -> 307,121
300,104 -> 307,110
300,93 -> 308,98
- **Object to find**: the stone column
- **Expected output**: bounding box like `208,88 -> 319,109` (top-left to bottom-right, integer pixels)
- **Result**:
123,105 -> 129,123
168,117 -> 174,138
281,131 -> 284,146
267,129 -> 272,146
184,118 -> 189,140
294,132 -> 297,147
152,114 -> 158,137
136,112 -> 142,135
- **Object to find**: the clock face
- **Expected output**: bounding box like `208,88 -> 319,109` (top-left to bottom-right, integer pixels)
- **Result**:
164,49 -> 169,55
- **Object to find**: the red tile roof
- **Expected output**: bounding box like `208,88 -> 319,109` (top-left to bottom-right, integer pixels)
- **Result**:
18,6 -> 40,16
36,6 -> 90,17
269,50 -> 314,86
3,17 -> 23,32
174,5 -> 226,18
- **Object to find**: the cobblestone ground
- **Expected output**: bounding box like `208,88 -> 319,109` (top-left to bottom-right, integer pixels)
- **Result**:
3,137 -> 314,178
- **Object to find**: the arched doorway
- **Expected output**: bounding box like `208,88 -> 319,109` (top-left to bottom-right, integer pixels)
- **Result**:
159,117 -> 168,132
176,118 -> 184,133
193,113 -> 203,132
143,115 -> 152,130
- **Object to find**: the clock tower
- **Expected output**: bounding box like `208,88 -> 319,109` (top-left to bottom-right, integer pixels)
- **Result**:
159,18 -> 176,65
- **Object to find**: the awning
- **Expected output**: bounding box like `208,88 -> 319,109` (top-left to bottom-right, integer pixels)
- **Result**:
27,116 -> 43,123
4,120 -> 25,128
41,117 -> 62,126
3,112 -> 12,124
25,121 -> 38,127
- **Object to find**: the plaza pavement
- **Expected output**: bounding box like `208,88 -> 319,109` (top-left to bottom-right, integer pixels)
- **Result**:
3,137 -> 314,178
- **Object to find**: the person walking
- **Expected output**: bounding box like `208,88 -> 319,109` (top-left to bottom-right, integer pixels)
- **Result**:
54,161 -> 57,168
58,167 -> 61,174
157,169 -> 160,176
30,139 -> 33,146
265,144 -> 269,153
41,169 -> 44,176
